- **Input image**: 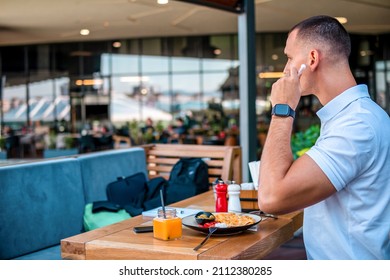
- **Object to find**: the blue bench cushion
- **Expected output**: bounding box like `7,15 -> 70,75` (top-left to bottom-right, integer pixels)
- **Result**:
77,147 -> 147,203
0,158 -> 85,259
43,148 -> 78,158
13,245 -> 62,260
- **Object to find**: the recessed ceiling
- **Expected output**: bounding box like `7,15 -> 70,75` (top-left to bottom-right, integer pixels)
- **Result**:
0,0 -> 389,46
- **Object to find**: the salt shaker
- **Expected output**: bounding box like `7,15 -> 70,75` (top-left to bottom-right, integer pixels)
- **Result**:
215,180 -> 228,212
228,181 -> 241,213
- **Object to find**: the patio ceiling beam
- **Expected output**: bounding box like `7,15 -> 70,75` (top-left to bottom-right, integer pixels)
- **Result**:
179,0 -> 244,14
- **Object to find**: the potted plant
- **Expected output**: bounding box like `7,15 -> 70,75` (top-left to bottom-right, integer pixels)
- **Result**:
43,133 -> 78,158
291,124 -> 320,159
128,120 -> 141,145
64,136 -> 75,149
0,136 -> 6,159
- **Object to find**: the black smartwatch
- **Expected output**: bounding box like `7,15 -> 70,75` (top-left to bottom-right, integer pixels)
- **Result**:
271,104 -> 295,119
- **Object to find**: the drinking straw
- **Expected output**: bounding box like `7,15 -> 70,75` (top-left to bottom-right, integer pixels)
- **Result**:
160,189 -> 167,219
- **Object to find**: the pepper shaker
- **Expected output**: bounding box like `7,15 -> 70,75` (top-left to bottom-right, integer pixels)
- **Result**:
215,180 -> 228,212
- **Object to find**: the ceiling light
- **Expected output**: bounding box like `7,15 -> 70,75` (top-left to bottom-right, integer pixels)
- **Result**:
360,50 -> 374,56
258,72 -> 284,79
75,79 -> 103,86
157,0 -> 168,4
140,88 -> 148,95
80,29 -> 90,36
112,41 -> 122,48
213,48 -> 222,56
335,17 -> 348,24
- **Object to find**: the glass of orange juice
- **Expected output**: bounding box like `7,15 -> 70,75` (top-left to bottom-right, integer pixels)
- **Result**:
153,208 -> 182,240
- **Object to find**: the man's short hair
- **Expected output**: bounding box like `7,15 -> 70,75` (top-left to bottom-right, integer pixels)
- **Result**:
290,15 -> 351,60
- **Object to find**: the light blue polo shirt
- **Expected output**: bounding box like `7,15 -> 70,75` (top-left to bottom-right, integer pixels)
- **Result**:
305,84 -> 390,259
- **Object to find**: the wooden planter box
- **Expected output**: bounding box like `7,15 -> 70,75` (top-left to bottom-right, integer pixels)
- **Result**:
239,190 -> 259,212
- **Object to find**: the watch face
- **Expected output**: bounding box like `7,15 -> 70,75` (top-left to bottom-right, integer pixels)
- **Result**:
274,104 -> 290,116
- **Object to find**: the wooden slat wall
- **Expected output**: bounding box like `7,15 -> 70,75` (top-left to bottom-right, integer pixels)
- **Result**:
142,144 -> 242,184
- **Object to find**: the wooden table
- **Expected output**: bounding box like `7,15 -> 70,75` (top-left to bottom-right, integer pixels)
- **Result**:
61,191 -> 303,260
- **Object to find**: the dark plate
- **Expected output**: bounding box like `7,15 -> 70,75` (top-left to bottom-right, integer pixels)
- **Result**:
182,212 -> 262,235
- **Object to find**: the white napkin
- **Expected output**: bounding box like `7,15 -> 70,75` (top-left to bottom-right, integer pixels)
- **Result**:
240,182 -> 255,190
248,161 -> 260,190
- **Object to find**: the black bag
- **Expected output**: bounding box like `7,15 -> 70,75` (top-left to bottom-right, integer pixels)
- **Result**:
106,172 -> 147,216
166,158 -> 209,204
143,177 -> 168,211
84,173 -> 168,231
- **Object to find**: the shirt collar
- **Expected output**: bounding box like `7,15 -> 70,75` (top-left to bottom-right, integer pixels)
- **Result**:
316,84 -> 370,122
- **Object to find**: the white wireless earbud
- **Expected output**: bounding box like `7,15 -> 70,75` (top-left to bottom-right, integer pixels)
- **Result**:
298,64 -> 306,76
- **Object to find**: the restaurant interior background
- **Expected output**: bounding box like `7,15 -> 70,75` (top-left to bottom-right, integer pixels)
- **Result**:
0,0 -> 389,162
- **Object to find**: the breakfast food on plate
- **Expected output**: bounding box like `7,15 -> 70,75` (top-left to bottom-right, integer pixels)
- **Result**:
214,213 -> 255,227
194,211 -> 215,225
199,212 -> 255,228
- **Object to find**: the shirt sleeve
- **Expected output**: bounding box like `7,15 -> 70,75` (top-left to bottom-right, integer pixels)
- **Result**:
306,118 -> 374,192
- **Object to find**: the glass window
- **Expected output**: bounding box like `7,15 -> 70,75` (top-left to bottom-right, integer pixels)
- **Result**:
375,61 -> 389,110
104,53 -> 139,75
141,55 -> 169,74
375,61 -> 390,71
29,80 -> 54,122
101,54 -> 111,76
1,46 -> 27,130
202,58 -> 232,72
147,74 -> 170,113
110,74 -> 171,122
53,77 -> 71,122
1,31 -> 387,141
172,57 -> 200,72
203,72 -> 228,103
172,73 -> 201,113
111,75 -> 144,121
3,80 -> 27,129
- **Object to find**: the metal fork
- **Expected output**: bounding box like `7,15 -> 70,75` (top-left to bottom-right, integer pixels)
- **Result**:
193,227 -> 218,251
250,210 -> 278,219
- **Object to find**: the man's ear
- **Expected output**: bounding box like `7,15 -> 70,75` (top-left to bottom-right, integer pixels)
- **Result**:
308,49 -> 320,70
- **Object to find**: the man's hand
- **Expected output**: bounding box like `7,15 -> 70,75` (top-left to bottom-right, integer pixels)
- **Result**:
270,66 -> 301,110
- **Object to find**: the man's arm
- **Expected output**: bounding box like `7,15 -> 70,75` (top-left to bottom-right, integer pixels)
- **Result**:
258,117 -> 335,214
258,69 -> 335,215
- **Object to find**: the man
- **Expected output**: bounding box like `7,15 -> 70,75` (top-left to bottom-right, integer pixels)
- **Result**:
258,15 -> 390,259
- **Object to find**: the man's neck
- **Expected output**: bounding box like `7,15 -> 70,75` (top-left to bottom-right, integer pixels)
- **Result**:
315,65 -> 357,106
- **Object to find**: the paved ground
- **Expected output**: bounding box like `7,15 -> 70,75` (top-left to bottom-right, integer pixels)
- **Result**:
263,233 -> 307,260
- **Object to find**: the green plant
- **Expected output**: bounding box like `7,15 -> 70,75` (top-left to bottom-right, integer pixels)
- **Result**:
155,121 -> 164,134
48,131 -> 57,149
0,136 -> 5,150
128,120 -> 141,145
142,128 -> 154,144
64,136 -> 74,149
291,124 -> 320,159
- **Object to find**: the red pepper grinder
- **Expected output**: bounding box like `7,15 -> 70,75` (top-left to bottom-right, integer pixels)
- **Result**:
215,179 -> 228,212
